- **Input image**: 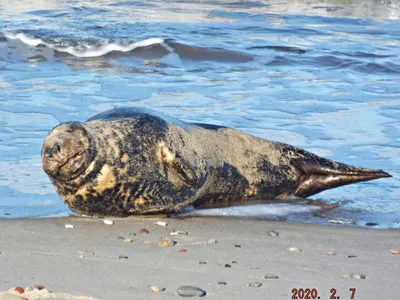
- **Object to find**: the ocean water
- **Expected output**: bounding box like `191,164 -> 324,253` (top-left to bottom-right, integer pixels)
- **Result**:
0,0 -> 399,228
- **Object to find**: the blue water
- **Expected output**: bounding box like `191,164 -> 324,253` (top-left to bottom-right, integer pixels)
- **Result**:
0,0 -> 399,228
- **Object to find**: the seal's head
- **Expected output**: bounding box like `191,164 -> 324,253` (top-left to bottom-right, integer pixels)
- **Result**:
42,122 -> 94,182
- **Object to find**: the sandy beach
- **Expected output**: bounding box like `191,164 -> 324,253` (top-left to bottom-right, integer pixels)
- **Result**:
0,217 -> 398,299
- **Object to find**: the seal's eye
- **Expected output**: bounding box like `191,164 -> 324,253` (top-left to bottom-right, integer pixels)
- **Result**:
44,143 -> 61,158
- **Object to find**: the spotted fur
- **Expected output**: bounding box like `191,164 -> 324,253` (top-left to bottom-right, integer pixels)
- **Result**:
42,107 -> 391,216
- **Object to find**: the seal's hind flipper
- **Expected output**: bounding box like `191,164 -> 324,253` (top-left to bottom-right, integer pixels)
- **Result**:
292,158 -> 391,198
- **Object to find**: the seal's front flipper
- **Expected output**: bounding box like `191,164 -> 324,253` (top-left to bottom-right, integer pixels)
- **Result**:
292,158 -> 391,198
160,144 -> 198,186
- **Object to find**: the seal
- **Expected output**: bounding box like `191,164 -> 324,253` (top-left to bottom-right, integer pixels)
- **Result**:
41,107 -> 391,216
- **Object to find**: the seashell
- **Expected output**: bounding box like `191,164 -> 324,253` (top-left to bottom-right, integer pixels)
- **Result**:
170,231 -> 188,236
248,282 -> 262,288
151,286 -> 165,293
158,237 -> 175,247
155,221 -> 167,226
288,247 -> 301,252
342,273 -> 366,279
268,231 -> 279,237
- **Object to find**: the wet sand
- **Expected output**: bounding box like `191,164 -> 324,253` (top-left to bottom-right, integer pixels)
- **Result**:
0,217 -> 399,299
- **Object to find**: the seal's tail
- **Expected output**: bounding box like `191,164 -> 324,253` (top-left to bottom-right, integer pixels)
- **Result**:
292,157 -> 391,198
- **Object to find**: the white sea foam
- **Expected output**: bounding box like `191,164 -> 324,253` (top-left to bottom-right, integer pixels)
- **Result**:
5,32 -> 43,46
5,32 -> 167,58
178,203 -> 320,218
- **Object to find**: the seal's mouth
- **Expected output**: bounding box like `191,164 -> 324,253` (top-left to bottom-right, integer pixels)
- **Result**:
57,150 -> 87,179
43,146 -> 88,180
58,150 -> 85,170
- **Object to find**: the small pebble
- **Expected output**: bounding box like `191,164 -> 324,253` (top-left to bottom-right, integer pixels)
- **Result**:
225,264 -> 231,268
268,231 -> 279,237
32,285 -> 45,290
65,224 -> 74,229
389,249 -> 400,255
288,247 -> 301,252
156,221 -> 167,226
140,229 -> 150,234
170,231 -> 188,236
179,249 -> 187,253
327,251 -> 337,256
14,287 -> 24,294
248,282 -> 262,288
123,238 -> 133,243
103,219 -> 114,225
208,239 -> 217,244
76,250 -> 95,256
151,286 -> 165,293
348,255 -> 357,258
342,273 -> 366,279
158,237 -> 175,247
217,281 -> 227,285
177,286 -> 206,297
234,244 -> 241,248
118,255 -> 128,259
199,261 -> 207,264
264,273 -> 279,279
232,261 -> 238,264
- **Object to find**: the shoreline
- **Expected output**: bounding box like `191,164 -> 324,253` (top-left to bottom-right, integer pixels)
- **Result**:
0,217 -> 398,299
1,207 -> 398,230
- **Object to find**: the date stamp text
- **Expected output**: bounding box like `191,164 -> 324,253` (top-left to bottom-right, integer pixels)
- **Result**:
291,288 -> 357,299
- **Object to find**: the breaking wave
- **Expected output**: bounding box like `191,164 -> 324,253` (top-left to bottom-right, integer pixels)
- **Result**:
3,32 -> 254,62
5,32 -> 167,58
